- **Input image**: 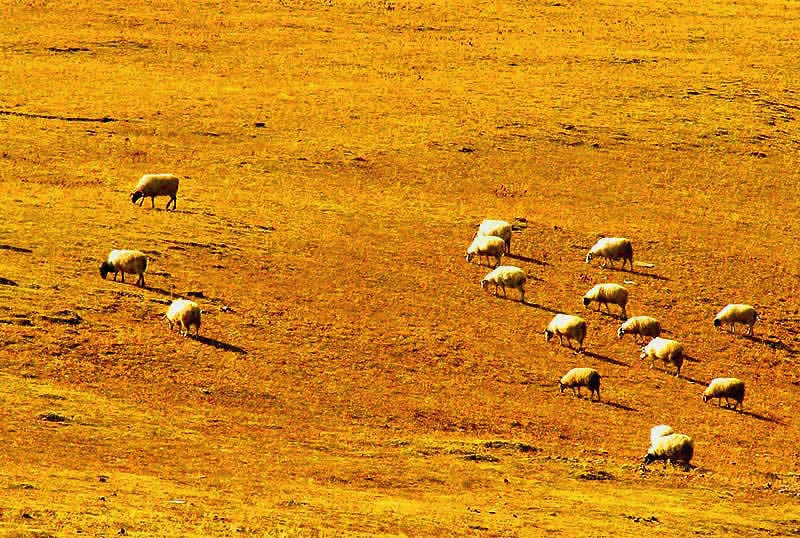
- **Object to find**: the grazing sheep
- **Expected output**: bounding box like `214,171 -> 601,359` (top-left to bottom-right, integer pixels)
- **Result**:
476,219 -> 512,254
650,424 -> 675,446
585,237 -> 634,271
166,299 -> 201,337
617,316 -> 661,343
480,265 -> 526,303
702,378 -> 745,410
714,304 -> 758,336
99,249 -> 148,287
643,433 -> 694,470
640,337 -> 684,377
131,173 -> 179,210
545,314 -> 587,351
465,235 -> 506,267
559,367 -> 601,401
583,283 -> 628,319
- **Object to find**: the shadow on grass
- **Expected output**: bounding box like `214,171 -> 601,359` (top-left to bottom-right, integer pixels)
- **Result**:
679,374 -> 710,386
626,269 -> 670,281
583,350 -> 629,367
145,286 -> 175,297
506,253 -> 549,266
194,335 -> 247,355
743,334 -> 797,355
600,400 -> 638,412
520,300 -> 561,315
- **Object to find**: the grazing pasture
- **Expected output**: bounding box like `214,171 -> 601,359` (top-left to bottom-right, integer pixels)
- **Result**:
1,0 -> 800,535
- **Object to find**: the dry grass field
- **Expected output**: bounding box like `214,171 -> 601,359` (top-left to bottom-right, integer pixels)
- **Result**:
2,0 -> 800,535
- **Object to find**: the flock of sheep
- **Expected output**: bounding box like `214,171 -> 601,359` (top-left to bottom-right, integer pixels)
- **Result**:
98,185 -> 757,472
99,173 -> 201,336
466,219 -> 757,470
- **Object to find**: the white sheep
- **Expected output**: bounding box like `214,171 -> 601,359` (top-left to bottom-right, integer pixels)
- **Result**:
585,237 -> 634,271
702,378 -> 745,410
465,235 -> 506,267
99,249 -> 148,287
476,219 -> 512,254
714,304 -> 758,336
480,265 -> 526,303
643,432 -> 694,470
166,299 -> 201,337
131,173 -> 180,210
617,316 -> 661,343
640,337 -> 684,377
649,424 -> 675,447
583,283 -> 628,319
559,367 -> 601,401
545,314 -> 587,351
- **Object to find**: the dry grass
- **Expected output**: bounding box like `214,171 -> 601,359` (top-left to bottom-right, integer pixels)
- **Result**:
2,0 -> 800,535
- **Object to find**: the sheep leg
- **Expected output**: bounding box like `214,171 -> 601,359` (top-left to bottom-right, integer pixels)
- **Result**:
138,197 -> 144,206
120,272 -> 125,283
138,273 -> 145,287
502,284 -> 507,297
558,334 -> 564,346
150,196 -> 155,209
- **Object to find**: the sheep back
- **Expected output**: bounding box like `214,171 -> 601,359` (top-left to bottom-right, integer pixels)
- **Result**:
546,314 -> 587,346
618,316 -> 660,340
703,378 -> 745,407
640,337 -> 684,376
586,237 -> 634,269
559,367 -> 601,400
645,433 -> 694,467
477,219 -> 512,252
466,235 -> 506,264
166,299 -> 201,336
714,304 -> 757,333
100,249 -> 148,286
649,424 -> 675,446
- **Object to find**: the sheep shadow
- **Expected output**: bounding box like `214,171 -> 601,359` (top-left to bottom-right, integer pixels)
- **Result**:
600,400 -> 638,412
679,374 -> 710,386
742,334 -> 797,355
631,270 -> 670,282
734,409 -> 784,425
506,253 -> 549,266
145,285 -> 176,297
583,350 -> 629,367
194,335 -> 247,354
520,301 -> 561,315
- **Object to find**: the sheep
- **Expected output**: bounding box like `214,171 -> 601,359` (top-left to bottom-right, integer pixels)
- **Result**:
559,367 -> 601,401
131,173 -> 179,210
476,219 -> 512,254
643,433 -> 694,471
640,337 -> 684,377
617,316 -> 661,343
465,235 -> 506,267
545,314 -> 587,351
166,299 -> 201,337
702,378 -> 745,410
480,265 -> 526,303
99,249 -> 148,287
585,237 -> 634,271
714,304 -> 758,336
650,424 -> 675,447
582,283 -> 628,320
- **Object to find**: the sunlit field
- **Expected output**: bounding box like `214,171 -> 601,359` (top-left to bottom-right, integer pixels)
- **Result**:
2,0 -> 800,535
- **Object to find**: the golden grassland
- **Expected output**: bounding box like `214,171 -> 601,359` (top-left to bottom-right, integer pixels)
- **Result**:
2,0 -> 800,535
